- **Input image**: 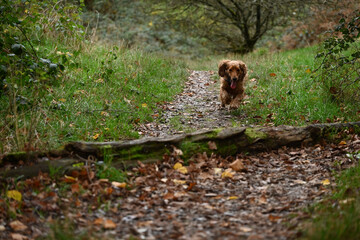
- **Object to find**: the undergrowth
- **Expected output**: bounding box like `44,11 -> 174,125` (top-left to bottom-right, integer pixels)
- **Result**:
301,151 -> 360,240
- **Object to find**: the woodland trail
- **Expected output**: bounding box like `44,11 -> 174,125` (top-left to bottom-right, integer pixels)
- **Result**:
137,70 -> 246,137
2,71 -> 360,240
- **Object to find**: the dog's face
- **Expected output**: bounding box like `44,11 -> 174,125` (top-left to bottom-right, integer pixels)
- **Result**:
218,60 -> 247,89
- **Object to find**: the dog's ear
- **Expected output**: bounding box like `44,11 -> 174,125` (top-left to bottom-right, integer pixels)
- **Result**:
238,61 -> 247,78
218,60 -> 230,77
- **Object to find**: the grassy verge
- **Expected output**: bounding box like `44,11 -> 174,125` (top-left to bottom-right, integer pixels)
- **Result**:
300,151 -> 360,240
0,40 -> 187,153
188,46 -> 360,126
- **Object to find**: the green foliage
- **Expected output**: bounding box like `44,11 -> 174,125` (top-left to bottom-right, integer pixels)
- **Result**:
315,11 -> 360,102
0,0 -> 188,154
302,155 -> 360,240
96,149 -> 127,182
0,0 -> 84,152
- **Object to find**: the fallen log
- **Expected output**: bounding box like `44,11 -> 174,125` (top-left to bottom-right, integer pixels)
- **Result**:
2,121 -> 360,178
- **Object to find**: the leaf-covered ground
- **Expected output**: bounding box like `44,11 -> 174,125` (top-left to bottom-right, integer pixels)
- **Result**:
136,70 -> 244,137
1,135 -> 360,239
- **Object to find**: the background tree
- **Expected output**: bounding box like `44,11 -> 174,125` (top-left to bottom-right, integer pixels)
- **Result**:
155,0 -> 334,53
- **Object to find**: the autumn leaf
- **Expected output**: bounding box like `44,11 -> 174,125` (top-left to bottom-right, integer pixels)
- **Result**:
321,179 -> 330,186
339,140 -> 347,145
228,196 -> 238,200
71,183 -> 80,193
269,73 -> 277,77
58,98 -> 66,102
141,103 -> 148,108
173,179 -> 186,185
229,159 -> 246,172
10,233 -> 27,240
173,162 -> 188,174
173,162 -> 183,170
213,168 -> 222,175
64,175 -> 77,183
221,169 -> 234,179
92,133 -> 100,140
7,190 -> 22,202
208,141 -> 217,150
104,219 -> 116,229
305,68 -> 312,73
112,181 -> 127,188
93,218 -> 104,225
239,226 -> 252,232
9,220 -> 27,231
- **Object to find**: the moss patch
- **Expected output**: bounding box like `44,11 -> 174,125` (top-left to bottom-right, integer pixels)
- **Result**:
245,128 -> 267,143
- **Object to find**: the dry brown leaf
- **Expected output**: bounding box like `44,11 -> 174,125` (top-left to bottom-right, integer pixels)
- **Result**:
93,218 -> 104,225
9,220 -> 28,231
239,226 -> 252,232
104,219 -> 116,229
11,233 -> 28,240
268,214 -> 282,222
208,141 -> 217,150
258,195 -> 267,204
229,159 -> 246,172
221,169 -> 234,179
111,181 -> 127,188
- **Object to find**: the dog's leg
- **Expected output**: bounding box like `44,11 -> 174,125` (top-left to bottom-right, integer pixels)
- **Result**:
220,90 -> 232,108
229,92 -> 244,109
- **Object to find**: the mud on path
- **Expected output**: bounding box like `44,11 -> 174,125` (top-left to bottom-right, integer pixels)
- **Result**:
137,70 -> 245,137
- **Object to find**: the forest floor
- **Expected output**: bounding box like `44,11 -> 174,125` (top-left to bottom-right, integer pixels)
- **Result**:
1,71 -> 360,240
136,71 -> 246,137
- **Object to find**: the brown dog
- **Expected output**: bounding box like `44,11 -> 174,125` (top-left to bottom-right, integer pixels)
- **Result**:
218,60 -> 248,109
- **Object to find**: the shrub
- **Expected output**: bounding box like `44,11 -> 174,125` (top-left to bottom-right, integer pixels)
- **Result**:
315,11 -> 360,103
0,0 -> 84,152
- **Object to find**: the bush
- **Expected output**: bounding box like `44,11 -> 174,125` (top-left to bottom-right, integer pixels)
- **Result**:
315,11 -> 360,102
0,0 -> 84,152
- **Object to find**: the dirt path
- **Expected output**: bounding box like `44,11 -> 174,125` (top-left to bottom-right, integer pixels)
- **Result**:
2,137 -> 359,240
2,71 -> 360,240
137,70 -> 244,137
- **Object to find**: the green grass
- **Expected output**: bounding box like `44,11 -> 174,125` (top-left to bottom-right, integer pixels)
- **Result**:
301,152 -> 360,240
0,39 -> 187,153
188,46 -> 360,126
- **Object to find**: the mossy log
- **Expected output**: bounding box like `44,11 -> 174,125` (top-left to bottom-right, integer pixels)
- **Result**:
2,121 -> 360,178
65,121 -> 360,166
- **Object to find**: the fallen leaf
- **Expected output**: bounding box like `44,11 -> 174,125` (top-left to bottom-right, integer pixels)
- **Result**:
71,183 -> 80,193
93,218 -> 104,225
0,225 -> 5,231
11,233 -> 27,240
294,179 -> 307,184
259,195 -> 267,204
92,133 -> 100,140
7,190 -> 22,202
229,159 -> 246,172
103,219 -> 116,229
305,68 -> 312,73
186,182 -> 196,191
321,179 -> 330,186
63,175 -> 77,183
239,226 -> 252,232
228,196 -> 238,200
213,168 -> 222,175
141,103 -> 148,108
269,73 -> 277,77
163,192 -> 175,200
173,162 -> 183,170
173,179 -> 186,185
176,166 -> 188,174
339,141 -> 347,145
221,169 -> 234,179
268,214 -> 282,222
9,220 -> 27,231
208,141 -> 217,150
111,182 -> 127,188
172,146 -> 183,156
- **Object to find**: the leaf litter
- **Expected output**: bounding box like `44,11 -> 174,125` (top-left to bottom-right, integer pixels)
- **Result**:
136,71 -> 246,137
1,135 -> 360,239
